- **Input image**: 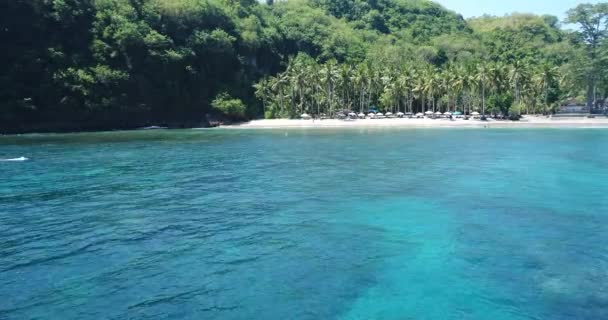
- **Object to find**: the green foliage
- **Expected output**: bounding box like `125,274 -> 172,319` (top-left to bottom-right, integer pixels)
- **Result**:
255,56 -> 567,118
1,0 -> 606,132
565,3 -> 608,109
487,93 -> 514,115
470,14 -> 563,63
212,93 -> 247,120
509,102 -> 525,116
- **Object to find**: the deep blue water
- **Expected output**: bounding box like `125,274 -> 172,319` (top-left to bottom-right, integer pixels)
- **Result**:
1,129 -> 608,320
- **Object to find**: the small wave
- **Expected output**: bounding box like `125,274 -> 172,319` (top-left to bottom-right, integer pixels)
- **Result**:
0,157 -> 28,162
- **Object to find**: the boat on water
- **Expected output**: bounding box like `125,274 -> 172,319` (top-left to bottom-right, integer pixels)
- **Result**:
1,156 -> 28,162
138,126 -> 168,130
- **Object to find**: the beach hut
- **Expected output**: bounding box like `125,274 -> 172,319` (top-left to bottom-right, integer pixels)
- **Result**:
301,113 -> 311,120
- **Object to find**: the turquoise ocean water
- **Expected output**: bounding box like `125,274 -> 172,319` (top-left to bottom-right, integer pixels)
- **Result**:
1,129 -> 608,319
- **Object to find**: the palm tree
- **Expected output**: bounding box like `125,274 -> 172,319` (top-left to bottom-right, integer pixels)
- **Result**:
397,69 -> 413,113
536,63 -> 559,114
351,66 -> 364,113
509,60 -> 532,114
253,78 -> 271,116
441,66 -> 456,112
475,63 -> 490,115
254,57 -> 569,120
321,60 -> 339,117
271,72 -> 290,117
489,62 -> 507,95
452,65 -> 465,113
414,74 -> 426,114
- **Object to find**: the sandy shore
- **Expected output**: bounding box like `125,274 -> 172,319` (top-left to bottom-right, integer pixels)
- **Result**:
224,116 -> 608,129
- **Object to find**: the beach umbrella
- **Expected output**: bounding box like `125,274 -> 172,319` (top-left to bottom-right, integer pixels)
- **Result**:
397,112 -> 405,117
348,112 -> 357,117
377,112 -> 384,116
358,113 -> 365,118
301,113 -> 311,119
472,112 -> 480,116
435,111 -> 442,115
425,110 -> 433,115
416,112 -> 424,117
453,111 -> 463,115
385,112 -> 393,117
444,112 -> 452,116
368,113 -> 376,118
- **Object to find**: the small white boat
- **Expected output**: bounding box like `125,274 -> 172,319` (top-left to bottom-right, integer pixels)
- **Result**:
1,156 -> 28,162
139,126 -> 168,130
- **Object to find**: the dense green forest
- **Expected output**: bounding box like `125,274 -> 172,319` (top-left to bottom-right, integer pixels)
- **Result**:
1,0 -> 607,132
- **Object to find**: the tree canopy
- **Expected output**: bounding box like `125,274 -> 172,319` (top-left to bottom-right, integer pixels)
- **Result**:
1,0 -> 606,132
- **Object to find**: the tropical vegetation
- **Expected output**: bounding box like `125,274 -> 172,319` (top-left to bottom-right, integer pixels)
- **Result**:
255,55 -> 562,118
1,0 -> 607,132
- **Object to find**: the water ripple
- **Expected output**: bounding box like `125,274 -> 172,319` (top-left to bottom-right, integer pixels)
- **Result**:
1,129 -> 608,320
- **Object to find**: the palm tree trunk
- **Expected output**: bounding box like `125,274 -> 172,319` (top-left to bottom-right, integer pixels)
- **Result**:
422,96 -> 426,113
482,85 -> 485,115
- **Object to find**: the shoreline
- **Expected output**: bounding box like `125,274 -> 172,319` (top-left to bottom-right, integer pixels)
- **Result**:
223,116 -> 608,129
3,116 -> 608,136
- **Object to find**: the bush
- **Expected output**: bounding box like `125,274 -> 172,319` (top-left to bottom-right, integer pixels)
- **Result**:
487,93 -> 514,116
509,102 -> 525,120
212,93 -> 247,120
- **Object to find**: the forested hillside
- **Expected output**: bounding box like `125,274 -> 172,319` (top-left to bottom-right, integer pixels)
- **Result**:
1,0 -> 607,132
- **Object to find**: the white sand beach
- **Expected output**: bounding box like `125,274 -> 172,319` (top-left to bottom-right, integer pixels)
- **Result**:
225,116 -> 608,129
